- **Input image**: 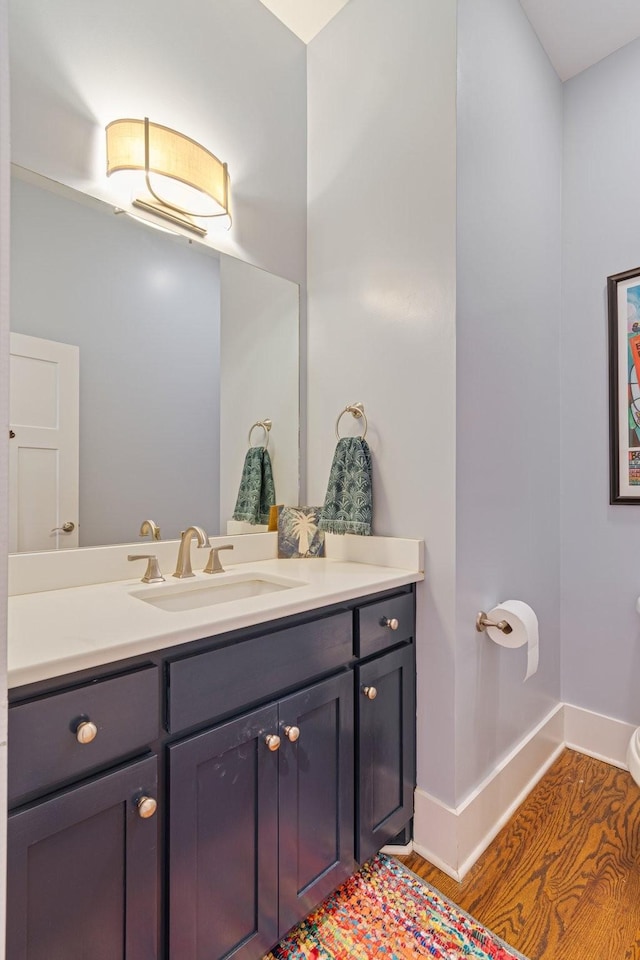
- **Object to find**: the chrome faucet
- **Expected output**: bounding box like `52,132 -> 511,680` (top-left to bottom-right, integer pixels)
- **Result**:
173,526 -> 209,579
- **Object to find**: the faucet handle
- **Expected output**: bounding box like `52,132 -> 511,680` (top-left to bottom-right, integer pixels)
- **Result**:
203,544 -> 234,575
128,554 -> 165,583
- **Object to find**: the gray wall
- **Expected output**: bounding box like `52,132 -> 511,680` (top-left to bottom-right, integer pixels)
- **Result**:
562,38 -> 640,720
11,176 -> 221,547
307,0 -> 458,805
454,0 -> 563,799
307,0 -> 565,812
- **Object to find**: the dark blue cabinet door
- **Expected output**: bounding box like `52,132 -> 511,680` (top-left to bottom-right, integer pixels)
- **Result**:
7,755 -> 159,960
356,644 -> 415,863
168,704 -> 279,960
278,672 -> 355,938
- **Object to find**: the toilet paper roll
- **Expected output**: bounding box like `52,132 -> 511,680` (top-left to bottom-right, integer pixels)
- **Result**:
485,600 -> 539,682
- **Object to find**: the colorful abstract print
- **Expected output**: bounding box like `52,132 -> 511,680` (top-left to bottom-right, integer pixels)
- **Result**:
627,284 -> 640,473
264,854 -> 527,960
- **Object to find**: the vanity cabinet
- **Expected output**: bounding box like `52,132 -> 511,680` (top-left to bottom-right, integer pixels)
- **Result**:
168,704 -> 278,960
7,665 -> 162,960
7,585 -> 416,960
354,592 -> 416,863
168,672 -> 355,960
356,644 -> 415,862
7,755 -> 159,960
276,671 -> 355,934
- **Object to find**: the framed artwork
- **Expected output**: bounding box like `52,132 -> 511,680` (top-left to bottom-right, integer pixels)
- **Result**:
608,266 -> 640,503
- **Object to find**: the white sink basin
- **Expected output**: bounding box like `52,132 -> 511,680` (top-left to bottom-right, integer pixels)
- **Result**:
130,572 -> 306,613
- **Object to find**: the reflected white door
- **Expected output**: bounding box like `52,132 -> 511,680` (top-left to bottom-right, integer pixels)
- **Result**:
9,333 -> 79,552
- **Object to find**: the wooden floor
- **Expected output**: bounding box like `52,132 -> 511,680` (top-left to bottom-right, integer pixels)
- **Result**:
400,750 -> 640,960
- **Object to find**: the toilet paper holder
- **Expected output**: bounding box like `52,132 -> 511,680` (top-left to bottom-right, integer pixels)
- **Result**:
475,611 -> 513,635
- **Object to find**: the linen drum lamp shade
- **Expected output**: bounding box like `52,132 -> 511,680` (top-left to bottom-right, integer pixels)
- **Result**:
106,118 -> 231,234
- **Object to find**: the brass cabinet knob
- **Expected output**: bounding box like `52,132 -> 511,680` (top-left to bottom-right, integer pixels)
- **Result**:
362,686 -> 378,700
265,734 -> 281,752
75,720 -> 98,744
283,725 -> 300,743
382,617 -> 399,631
137,796 -> 158,819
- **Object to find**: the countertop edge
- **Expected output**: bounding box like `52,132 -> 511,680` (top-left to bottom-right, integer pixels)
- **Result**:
9,564 -> 424,690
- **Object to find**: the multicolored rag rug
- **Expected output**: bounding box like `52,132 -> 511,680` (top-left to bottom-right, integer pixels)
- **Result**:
264,854 -> 528,960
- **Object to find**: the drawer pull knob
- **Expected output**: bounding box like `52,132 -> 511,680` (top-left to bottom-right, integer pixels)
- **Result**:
75,720 -> 98,744
382,617 -> 399,631
265,734 -> 281,752
363,686 -> 378,700
284,725 -> 300,743
137,796 -> 158,819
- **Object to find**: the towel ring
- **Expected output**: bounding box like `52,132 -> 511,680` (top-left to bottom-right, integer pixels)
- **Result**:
248,419 -> 272,450
335,403 -> 368,440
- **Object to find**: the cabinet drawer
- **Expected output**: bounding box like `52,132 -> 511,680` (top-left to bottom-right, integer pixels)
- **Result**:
356,592 -> 414,657
168,611 -> 353,733
9,665 -> 160,806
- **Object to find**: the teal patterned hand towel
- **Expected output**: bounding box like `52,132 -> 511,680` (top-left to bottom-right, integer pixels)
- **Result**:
318,437 -> 372,536
232,447 -> 276,525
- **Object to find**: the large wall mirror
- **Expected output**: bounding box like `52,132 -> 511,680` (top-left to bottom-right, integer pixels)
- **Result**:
7,0 -> 305,555
9,167 -> 300,552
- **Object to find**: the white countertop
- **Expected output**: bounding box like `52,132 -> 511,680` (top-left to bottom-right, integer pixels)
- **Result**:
8,556 -> 423,689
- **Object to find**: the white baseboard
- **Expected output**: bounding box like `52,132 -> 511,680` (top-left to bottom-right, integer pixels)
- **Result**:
380,841 -> 414,856
563,703 -> 635,769
413,702 -> 634,880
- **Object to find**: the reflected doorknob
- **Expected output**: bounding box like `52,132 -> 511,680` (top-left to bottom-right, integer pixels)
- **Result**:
51,521 -> 75,534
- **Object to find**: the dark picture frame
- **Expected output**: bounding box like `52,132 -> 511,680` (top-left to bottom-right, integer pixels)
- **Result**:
608,265 -> 640,503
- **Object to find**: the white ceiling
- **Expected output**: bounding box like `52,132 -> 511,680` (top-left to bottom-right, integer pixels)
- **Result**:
259,0 -> 640,82
258,0 -> 350,44
512,0 -> 640,80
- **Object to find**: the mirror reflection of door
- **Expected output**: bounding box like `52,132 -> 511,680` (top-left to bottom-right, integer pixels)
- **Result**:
9,333 -> 79,552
